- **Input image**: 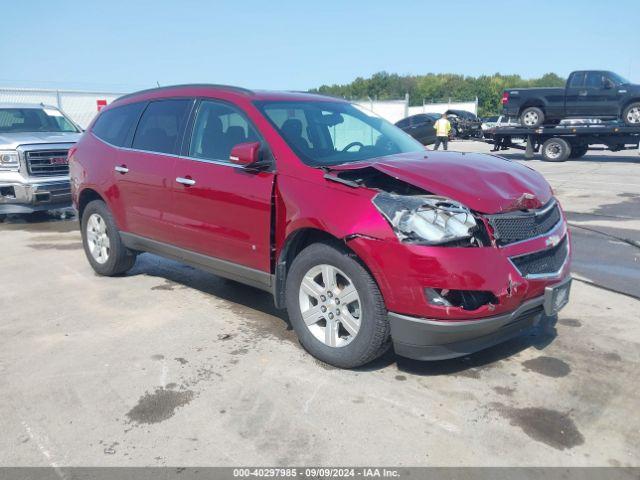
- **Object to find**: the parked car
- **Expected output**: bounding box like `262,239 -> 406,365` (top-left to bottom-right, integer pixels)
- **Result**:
445,109 -> 483,139
70,85 -> 572,368
395,113 -> 439,145
482,115 -> 521,140
0,103 -> 81,221
481,116 -> 500,130
502,70 -> 640,127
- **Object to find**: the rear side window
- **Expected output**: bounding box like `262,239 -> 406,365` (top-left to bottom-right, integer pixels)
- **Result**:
132,100 -> 191,154
396,118 -> 409,128
92,102 -> 145,146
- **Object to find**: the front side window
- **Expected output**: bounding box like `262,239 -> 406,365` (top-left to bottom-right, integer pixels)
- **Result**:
189,100 -> 261,162
0,107 -> 78,133
132,99 -> 191,154
92,102 -> 145,147
255,101 -> 423,167
607,72 -> 630,85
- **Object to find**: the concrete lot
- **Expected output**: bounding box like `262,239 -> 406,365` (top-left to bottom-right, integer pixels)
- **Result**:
1,142 -> 639,467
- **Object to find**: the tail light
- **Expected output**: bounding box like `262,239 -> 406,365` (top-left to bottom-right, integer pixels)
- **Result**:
501,92 -> 510,105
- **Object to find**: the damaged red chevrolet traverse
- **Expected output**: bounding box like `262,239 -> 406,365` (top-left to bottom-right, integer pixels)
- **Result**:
70,85 -> 571,368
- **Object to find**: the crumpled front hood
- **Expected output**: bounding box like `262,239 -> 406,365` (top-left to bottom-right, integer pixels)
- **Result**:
328,151 -> 553,214
0,132 -> 81,150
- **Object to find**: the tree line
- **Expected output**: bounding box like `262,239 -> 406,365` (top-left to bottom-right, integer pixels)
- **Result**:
310,71 -> 565,117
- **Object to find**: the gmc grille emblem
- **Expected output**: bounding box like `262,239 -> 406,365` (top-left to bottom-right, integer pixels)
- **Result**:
50,157 -> 68,165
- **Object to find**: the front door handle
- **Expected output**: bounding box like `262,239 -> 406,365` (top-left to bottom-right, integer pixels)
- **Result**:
176,177 -> 196,186
578,90 -> 588,96
115,165 -> 129,174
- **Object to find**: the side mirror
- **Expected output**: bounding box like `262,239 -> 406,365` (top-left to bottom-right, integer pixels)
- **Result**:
229,141 -> 261,167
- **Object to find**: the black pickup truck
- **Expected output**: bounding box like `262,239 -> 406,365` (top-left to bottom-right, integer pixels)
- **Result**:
502,70 -> 640,127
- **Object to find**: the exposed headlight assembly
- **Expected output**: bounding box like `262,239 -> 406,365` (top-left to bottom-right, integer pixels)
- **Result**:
0,150 -> 20,171
373,192 -> 479,245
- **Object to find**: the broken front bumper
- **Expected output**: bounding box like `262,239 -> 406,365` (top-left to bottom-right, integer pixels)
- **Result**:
0,179 -> 71,214
389,276 -> 572,360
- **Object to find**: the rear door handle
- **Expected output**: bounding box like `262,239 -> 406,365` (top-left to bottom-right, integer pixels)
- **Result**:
115,165 -> 129,174
176,177 -> 196,186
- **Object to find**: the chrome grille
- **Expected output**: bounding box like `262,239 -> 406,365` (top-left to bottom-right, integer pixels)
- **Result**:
510,236 -> 569,278
487,200 -> 561,245
26,150 -> 69,177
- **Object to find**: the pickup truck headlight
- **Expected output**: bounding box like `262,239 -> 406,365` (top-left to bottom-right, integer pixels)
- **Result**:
0,150 -> 20,171
373,192 -> 478,245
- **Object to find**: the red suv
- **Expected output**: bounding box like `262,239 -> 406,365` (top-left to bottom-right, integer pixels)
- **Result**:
70,85 -> 571,368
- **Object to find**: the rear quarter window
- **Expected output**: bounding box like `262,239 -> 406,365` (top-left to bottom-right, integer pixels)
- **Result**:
568,73 -> 585,88
92,102 -> 146,147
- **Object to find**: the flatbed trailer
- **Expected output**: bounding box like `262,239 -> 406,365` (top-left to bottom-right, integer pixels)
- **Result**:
484,124 -> 640,161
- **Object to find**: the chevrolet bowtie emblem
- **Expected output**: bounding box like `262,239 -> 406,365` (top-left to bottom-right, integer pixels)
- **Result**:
546,235 -> 561,247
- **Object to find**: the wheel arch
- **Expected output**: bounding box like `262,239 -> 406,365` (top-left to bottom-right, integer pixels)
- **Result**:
519,100 -> 546,114
77,188 -> 105,221
272,227 -> 380,310
621,98 -> 640,115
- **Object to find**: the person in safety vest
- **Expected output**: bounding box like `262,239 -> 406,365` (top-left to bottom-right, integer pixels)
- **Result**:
433,113 -> 451,151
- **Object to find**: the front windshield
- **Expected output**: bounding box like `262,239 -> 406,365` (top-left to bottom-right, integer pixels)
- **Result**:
255,100 -> 424,167
607,72 -> 630,85
0,107 -> 79,133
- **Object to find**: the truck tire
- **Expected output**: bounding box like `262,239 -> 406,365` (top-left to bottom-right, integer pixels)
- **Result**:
285,242 -> 390,369
569,145 -> 589,159
622,102 -> 640,126
541,138 -> 572,162
81,199 -> 137,276
520,107 -> 545,127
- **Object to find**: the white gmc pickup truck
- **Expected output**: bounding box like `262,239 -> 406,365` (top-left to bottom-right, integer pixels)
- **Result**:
0,103 -> 81,221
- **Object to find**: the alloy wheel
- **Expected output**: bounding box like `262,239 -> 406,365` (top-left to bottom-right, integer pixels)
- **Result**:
626,107 -> 640,124
86,213 -> 110,264
523,111 -> 539,126
298,264 -> 362,348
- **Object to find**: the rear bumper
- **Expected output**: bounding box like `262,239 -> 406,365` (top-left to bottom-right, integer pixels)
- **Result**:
390,277 -> 571,360
0,180 -> 71,214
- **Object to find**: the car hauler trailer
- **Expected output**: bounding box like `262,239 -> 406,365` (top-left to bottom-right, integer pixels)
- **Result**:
484,124 -> 640,162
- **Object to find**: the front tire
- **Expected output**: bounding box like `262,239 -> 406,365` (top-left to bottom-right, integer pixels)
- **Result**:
541,137 -> 572,162
520,107 -> 545,127
81,200 -> 137,276
622,102 -> 640,126
285,242 -> 390,368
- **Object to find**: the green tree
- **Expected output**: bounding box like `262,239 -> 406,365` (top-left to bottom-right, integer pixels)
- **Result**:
311,72 -> 566,117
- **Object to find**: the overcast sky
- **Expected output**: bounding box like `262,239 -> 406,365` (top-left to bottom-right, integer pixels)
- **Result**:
1,0 -> 639,93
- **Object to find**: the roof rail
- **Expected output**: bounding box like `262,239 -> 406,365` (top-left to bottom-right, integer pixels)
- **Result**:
115,84 -> 255,102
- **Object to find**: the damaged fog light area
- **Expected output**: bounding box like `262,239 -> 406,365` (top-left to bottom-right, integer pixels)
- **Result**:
425,288 -> 498,311
373,192 -> 482,246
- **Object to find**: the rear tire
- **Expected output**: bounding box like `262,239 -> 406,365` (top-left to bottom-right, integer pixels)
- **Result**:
81,200 -> 137,276
520,107 -> 545,127
622,102 -> 640,126
285,242 -> 390,369
541,138 -> 572,162
569,145 -> 588,159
